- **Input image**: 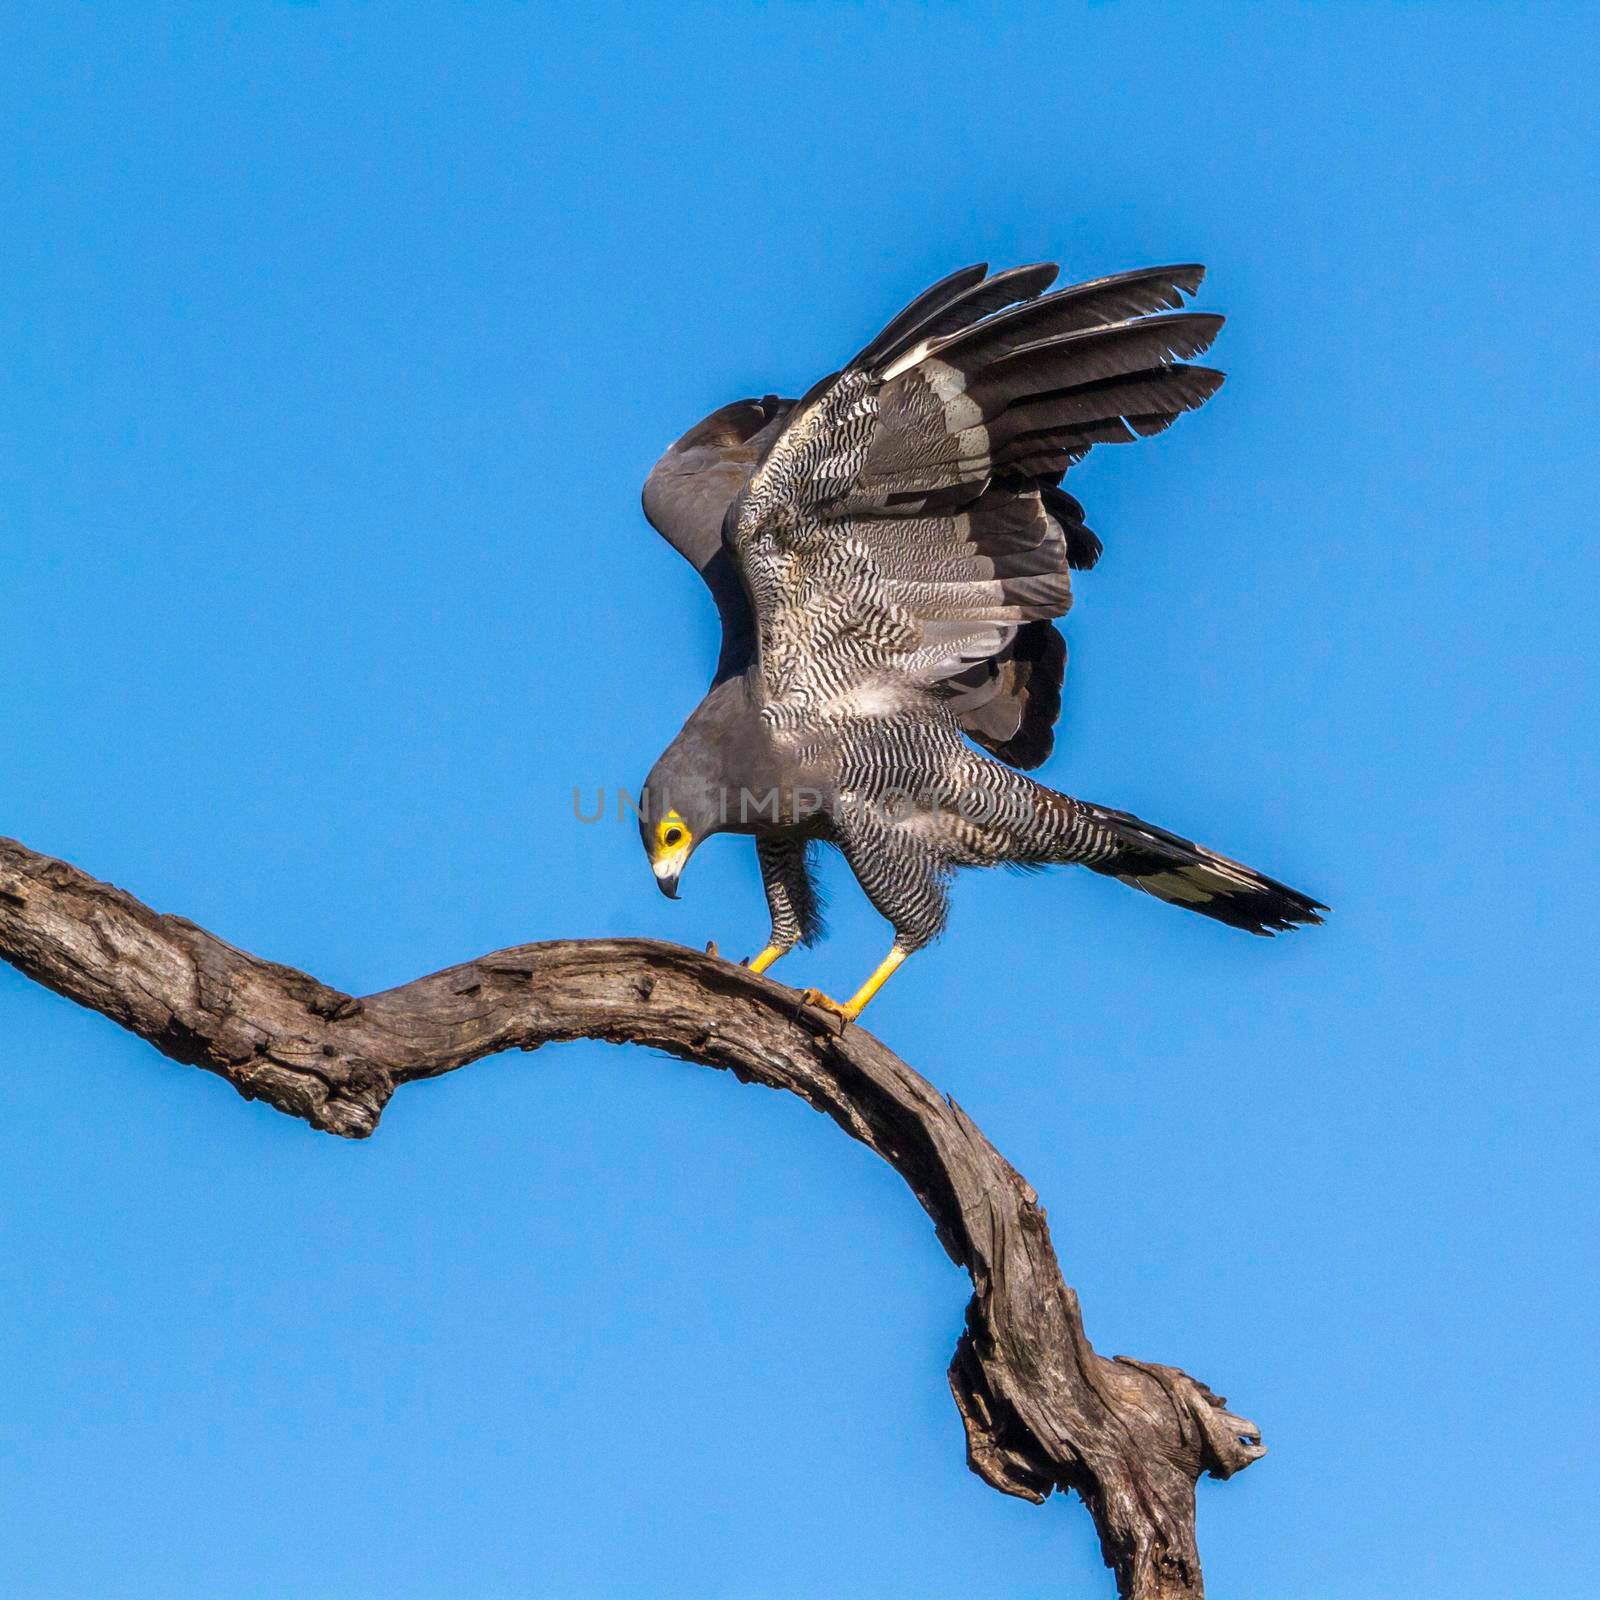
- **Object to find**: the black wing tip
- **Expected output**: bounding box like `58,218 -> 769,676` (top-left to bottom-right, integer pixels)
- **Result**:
1066,525 -> 1104,571
850,261 -> 992,371
995,621 -> 1067,769
1040,486 -> 1102,571
857,260 -> 1067,377
958,619 -> 1067,770
995,259 -> 1061,289
856,258 -> 1212,378
1092,260 -> 1207,299
993,310 -> 1227,375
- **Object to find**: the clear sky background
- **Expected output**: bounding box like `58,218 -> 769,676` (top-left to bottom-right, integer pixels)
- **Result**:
2,5 -> 1596,1598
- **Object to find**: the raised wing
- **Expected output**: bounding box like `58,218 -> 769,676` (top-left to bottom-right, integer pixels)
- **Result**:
729,262 -> 1223,761
641,395 -> 794,681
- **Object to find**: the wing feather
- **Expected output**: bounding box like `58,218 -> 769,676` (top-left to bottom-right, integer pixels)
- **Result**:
641,395 -> 793,678
855,262 -> 1062,375
848,262 -> 990,373
651,261 -> 1221,764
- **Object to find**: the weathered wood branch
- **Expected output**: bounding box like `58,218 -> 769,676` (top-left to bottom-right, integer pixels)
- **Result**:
0,835 -> 1263,1598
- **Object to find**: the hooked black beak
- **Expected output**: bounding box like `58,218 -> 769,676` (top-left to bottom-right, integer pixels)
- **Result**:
653,862 -> 682,899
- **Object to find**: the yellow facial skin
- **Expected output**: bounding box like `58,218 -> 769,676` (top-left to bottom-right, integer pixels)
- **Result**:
651,810 -> 693,889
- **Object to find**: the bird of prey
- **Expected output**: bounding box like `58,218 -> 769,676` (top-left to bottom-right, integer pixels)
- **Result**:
639,260 -> 1323,1021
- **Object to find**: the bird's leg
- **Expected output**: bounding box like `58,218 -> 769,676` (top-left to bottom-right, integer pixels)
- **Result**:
800,805 -> 945,1021
749,835 -> 820,977
844,944 -> 908,1015
800,945 -> 908,1023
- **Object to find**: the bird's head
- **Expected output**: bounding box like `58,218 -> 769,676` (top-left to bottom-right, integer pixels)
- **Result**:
637,757 -> 724,900
639,677 -> 758,899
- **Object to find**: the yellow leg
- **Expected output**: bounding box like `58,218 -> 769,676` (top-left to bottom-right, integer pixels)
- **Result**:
801,945 -> 909,1023
747,944 -> 786,975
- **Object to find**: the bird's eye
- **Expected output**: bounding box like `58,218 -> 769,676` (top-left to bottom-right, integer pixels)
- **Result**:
663,826 -> 685,848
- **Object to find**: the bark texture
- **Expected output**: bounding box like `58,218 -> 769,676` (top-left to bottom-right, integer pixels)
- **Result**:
0,835 -> 1264,1598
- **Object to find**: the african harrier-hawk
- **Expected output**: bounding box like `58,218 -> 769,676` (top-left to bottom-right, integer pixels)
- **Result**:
638,261 -> 1323,1020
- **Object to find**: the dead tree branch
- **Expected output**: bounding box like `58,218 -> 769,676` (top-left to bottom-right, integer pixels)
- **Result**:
0,834 -> 1263,1598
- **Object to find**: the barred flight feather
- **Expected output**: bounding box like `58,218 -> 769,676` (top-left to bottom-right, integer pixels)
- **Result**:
639,259 -> 1322,970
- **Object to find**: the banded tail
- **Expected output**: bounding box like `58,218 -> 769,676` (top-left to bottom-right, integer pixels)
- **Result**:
1063,799 -> 1325,935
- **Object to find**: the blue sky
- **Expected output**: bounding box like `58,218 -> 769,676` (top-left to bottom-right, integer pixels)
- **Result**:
2,4 -> 1596,1597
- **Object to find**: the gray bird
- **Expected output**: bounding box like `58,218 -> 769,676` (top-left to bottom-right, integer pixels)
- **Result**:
639,260 -> 1323,1020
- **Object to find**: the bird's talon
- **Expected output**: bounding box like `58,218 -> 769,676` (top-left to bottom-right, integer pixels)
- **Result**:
799,987 -> 852,1023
